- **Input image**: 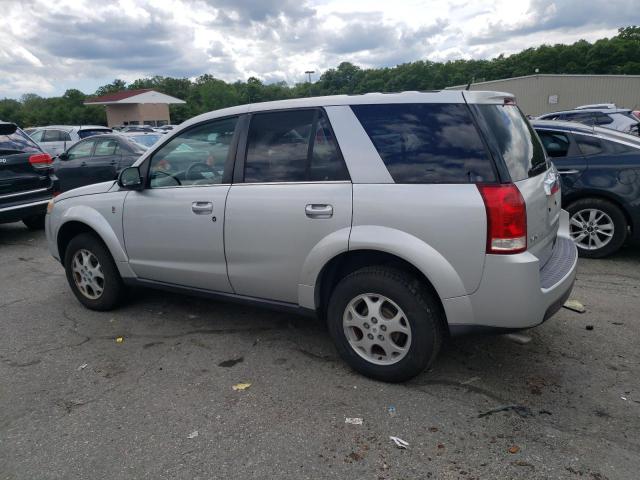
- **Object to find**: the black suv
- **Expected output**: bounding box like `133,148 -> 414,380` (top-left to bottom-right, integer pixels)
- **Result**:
0,122 -> 58,230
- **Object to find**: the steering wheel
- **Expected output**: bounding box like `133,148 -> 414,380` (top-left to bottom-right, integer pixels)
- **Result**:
186,162 -> 221,182
152,169 -> 181,186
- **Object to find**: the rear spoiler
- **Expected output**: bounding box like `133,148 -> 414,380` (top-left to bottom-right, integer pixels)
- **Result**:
0,123 -> 18,135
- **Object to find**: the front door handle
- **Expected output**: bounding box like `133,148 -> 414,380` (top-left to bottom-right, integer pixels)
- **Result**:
192,201 -> 213,215
558,169 -> 580,175
305,204 -> 333,219
80,161 -> 87,167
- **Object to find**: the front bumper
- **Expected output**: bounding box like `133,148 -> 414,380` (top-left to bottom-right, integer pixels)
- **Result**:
444,210 -> 578,335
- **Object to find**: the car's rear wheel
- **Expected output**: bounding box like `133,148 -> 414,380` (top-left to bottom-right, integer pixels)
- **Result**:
327,266 -> 444,382
64,233 -> 124,310
22,214 -> 45,230
567,198 -> 627,258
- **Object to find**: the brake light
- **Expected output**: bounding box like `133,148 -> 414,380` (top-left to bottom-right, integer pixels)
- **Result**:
477,184 -> 527,254
29,153 -> 52,167
504,97 -> 516,105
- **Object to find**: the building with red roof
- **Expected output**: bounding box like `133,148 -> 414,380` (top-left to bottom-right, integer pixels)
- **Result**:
84,89 -> 186,127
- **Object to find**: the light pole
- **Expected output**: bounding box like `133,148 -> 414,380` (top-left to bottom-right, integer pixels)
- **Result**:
304,70 -> 315,83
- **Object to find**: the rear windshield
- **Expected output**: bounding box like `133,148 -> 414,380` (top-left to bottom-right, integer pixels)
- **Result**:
351,103 -> 496,183
471,104 -> 547,181
78,129 -> 112,139
0,127 -> 41,154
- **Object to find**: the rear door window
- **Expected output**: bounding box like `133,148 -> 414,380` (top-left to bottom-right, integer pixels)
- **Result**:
351,103 -> 495,183
43,130 -> 64,142
244,109 -> 348,183
575,135 -> 603,156
93,138 -> 120,156
471,104 -> 547,181
67,140 -> 95,160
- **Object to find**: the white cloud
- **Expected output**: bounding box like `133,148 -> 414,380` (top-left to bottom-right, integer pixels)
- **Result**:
0,0 -> 626,98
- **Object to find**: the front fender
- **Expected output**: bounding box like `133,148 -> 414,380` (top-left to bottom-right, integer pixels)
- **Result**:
58,205 -> 128,262
49,192 -> 136,278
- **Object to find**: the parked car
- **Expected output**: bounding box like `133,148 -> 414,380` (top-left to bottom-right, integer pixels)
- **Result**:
46,91 -> 577,382
533,119 -> 640,257
537,108 -> 640,136
0,122 -> 57,229
575,103 -> 617,110
29,125 -> 112,156
53,134 -> 145,192
120,132 -> 163,149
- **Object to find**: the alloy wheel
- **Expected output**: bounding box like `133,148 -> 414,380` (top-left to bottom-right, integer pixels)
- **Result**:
343,293 -> 412,366
71,249 -> 105,299
569,208 -> 614,251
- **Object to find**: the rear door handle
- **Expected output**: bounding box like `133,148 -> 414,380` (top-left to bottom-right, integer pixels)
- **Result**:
80,161 -> 87,167
192,201 -> 213,215
558,169 -> 580,175
305,204 -> 333,218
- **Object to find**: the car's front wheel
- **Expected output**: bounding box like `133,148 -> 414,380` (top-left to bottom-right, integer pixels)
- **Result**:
327,266 -> 444,382
64,233 -> 124,310
567,198 -> 627,258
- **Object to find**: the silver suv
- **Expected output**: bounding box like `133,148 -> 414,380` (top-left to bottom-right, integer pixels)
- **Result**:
45,91 -> 577,381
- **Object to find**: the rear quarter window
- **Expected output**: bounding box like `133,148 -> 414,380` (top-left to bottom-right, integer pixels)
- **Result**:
471,104 -> 547,181
351,103 -> 495,183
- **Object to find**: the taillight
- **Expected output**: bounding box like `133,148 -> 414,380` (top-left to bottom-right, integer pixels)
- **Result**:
477,184 -> 527,254
28,153 -> 52,167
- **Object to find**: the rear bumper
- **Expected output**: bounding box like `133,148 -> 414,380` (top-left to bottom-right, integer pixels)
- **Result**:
444,210 -> 578,335
0,198 -> 50,223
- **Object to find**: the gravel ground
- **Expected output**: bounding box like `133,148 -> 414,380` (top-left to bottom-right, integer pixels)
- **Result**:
1,222 -> 639,480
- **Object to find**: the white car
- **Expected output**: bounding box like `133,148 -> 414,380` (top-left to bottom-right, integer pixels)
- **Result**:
29,125 -> 112,156
45,91 -> 577,382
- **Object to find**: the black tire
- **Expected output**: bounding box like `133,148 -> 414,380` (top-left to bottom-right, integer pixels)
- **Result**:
64,233 -> 124,311
567,198 -> 627,258
326,266 -> 444,382
22,214 -> 45,230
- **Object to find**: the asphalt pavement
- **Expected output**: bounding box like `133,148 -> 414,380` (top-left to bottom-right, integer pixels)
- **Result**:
1,222 -> 639,479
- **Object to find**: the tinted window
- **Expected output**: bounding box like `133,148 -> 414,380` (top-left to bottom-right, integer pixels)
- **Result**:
0,127 -> 41,154
537,130 -> 570,158
244,110 -> 348,183
472,104 -> 547,181
602,139 -> 637,154
67,140 -> 94,160
93,138 -> 119,156
575,134 -> 603,156
352,103 -> 494,183
149,116 -> 237,188
78,129 -> 110,139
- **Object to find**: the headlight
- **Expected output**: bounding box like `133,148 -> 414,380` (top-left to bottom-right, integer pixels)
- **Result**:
47,199 -> 55,214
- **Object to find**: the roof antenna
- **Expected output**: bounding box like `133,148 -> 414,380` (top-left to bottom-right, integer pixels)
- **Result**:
465,76 -> 475,91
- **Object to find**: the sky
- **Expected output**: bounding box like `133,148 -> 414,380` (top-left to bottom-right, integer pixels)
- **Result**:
1,0 -> 637,99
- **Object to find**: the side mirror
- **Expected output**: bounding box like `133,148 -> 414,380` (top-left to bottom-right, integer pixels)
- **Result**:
58,152 -> 69,161
118,166 -> 143,190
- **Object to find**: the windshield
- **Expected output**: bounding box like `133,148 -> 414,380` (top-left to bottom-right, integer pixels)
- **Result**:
471,104 -> 548,181
129,134 -> 162,148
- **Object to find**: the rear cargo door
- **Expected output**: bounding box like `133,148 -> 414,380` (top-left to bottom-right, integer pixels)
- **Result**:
471,103 -> 561,266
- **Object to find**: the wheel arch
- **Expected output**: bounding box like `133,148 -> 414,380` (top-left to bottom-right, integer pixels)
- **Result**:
55,205 -> 135,278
